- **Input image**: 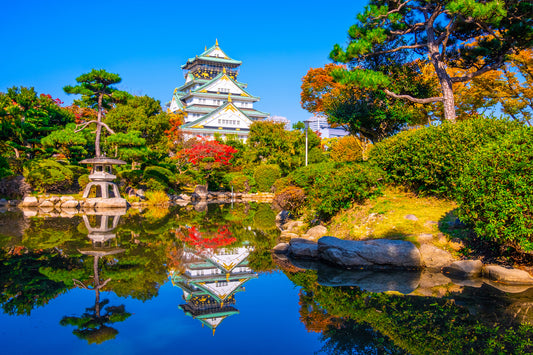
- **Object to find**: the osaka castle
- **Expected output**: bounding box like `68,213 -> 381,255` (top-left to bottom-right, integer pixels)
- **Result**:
168,40 -> 269,141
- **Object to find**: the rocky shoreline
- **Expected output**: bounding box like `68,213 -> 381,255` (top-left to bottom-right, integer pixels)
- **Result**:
273,211 -> 533,291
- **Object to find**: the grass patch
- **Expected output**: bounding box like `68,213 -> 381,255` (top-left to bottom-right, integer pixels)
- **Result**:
328,186 -> 457,241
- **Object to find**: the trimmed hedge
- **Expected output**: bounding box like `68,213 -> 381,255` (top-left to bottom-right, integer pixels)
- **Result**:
253,164 -> 281,192
23,159 -> 74,193
311,163 -> 383,219
369,118 -> 523,197
455,127 -> 533,251
288,162 -> 382,219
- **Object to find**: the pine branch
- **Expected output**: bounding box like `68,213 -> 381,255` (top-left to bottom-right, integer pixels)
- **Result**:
384,89 -> 443,103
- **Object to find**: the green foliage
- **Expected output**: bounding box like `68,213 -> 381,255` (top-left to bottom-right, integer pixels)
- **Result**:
329,0 -> 533,122
78,174 -> 89,190
245,121 -> 322,174
311,163 -> 383,219
0,87 -> 73,159
288,161 -> 382,219
223,172 -> 252,193
370,117 -> 523,197
253,164 -> 281,192
0,155 -> 13,179
455,127 -> 533,251
105,130 -> 150,163
23,159 -> 74,193
143,166 -> 176,192
40,123 -> 88,162
117,169 -> 143,188
289,161 -> 338,189
106,95 -> 171,160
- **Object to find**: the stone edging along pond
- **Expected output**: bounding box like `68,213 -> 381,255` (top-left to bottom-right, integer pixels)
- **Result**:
273,237 -> 533,287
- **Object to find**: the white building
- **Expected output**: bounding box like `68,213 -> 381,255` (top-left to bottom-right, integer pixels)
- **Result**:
307,116 -> 350,138
168,40 -> 269,141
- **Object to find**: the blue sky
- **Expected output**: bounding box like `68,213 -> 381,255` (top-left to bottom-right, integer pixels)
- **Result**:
0,0 -> 367,125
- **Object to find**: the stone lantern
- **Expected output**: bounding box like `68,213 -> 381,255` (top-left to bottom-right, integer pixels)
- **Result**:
79,157 -> 126,199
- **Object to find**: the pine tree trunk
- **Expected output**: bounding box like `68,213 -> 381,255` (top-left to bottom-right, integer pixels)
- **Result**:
95,94 -> 103,157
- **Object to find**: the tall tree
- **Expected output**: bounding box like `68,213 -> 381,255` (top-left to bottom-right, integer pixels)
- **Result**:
0,87 -> 72,159
301,61 -> 434,142
330,0 -> 533,122
64,69 -> 127,157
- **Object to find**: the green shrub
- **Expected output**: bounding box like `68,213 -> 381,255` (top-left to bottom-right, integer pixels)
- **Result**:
253,164 -> 281,192
289,162 -> 338,190
455,127 -> 533,251
78,174 -> 90,190
23,159 -> 74,193
117,169 -> 144,187
272,176 -> 292,193
66,165 -> 89,180
145,178 -> 168,192
312,163 -> 383,219
223,172 -> 252,193
369,117 -> 523,197
0,155 -> 13,179
143,166 -> 176,186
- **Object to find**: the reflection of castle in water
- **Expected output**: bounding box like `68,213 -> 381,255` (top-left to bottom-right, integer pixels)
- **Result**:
171,244 -> 257,334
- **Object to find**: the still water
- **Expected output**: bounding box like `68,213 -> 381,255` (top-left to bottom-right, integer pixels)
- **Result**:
0,203 -> 532,354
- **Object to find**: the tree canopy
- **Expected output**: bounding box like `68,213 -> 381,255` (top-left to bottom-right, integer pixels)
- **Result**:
330,0 -> 533,122
64,69 -> 128,157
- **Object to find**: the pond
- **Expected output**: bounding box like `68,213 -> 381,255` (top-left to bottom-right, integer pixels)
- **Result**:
0,203 -> 532,354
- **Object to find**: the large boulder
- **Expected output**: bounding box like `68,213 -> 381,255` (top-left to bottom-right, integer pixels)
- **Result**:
20,196 -> 39,207
419,244 -> 456,270
288,238 -> 318,259
483,265 -> 533,284
318,236 -> 421,269
443,260 -> 483,278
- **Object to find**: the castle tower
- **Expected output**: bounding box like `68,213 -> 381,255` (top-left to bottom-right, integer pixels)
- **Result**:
168,40 -> 268,141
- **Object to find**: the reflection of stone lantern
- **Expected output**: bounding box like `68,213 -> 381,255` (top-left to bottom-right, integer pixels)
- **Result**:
79,158 -> 126,199
82,210 -> 126,248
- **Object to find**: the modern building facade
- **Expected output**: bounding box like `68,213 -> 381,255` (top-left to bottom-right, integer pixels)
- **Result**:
168,40 -> 269,141
306,116 -> 350,139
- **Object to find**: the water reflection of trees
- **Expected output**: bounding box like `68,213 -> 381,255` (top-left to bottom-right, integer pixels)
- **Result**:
288,270 -> 533,354
0,203 -> 280,320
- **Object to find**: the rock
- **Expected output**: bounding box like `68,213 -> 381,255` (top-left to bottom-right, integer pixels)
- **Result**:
192,185 -> 208,200
302,225 -> 327,241
404,214 -> 418,221
284,220 -> 305,232
39,200 -> 55,208
60,196 -> 75,202
60,208 -> 78,217
483,265 -> 533,284
48,196 -> 60,205
318,237 -> 421,269
443,260 -> 483,278
279,231 -> 300,242
419,244 -> 455,270
179,193 -> 191,201
272,243 -> 290,254
60,200 -> 79,209
8,200 -> 20,206
0,198 -> 7,206
94,198 -> 128,209
20,196 -> 39,207
288,238 -> 318,259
